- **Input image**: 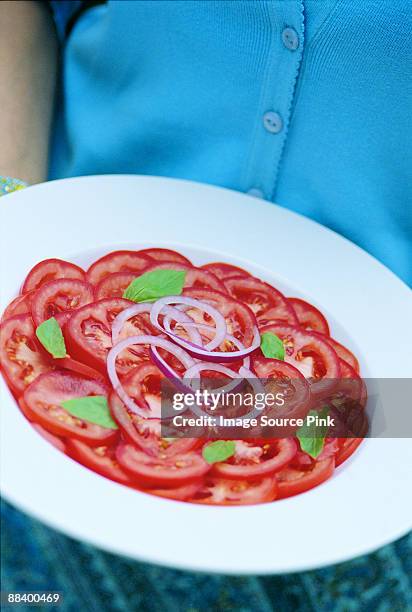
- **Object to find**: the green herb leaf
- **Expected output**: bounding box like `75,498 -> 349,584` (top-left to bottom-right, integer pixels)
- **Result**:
61,396 -> 118,429
260,331 -> 285,360
297,406 -> 330,458
202,440 -> 236,464
35,317 -> 67,359
123,269 -> 186,302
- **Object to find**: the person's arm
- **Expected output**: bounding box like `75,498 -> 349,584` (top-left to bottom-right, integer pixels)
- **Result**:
0,1 -> 58,185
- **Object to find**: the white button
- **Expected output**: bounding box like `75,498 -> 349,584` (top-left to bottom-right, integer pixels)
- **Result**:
282,27 -> 299,51
247,188 -> 264,199
263,111 -> 283,134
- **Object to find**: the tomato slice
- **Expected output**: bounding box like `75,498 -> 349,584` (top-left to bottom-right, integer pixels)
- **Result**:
335,437 -> 364,467
66,438 -> 133,485
200,262 -> 251,281
146,481 -> 203,501
65,298 -> 159,375
190,476 -> 278,505
136,248 -> 192,265
277,457 -> 335,499
288,298 -> 330,335
22,259 -> 86,294
318,359 -> 368,439
143,262 -> 226,292
109,363 -> 197,455
1,292 -> 33,323
212,438 -> 297,480
23,370 -> 116,445
259,324 -> 341,398
183,288 -> 257,348
94,272 -> 136,300
31,279 -> 94,326
337,358 -> 367,406
0,314 -> 52,395
86,251 -> 151,286
252,356 -> 311,421
325,337 -> 360,373
31,423 -> 66,452
224,277 -> 298,326
56,356 -> 107,382
116,443 -> 210,487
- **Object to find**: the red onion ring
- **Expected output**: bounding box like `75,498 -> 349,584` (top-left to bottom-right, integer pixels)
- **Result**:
111,302 -> 202,345
175,323 -> 252,369
150,346 -> 194,396
150,296 -> 227,351
168,325 -> 261,363
106,335 -> 195,418
111,303 -> 152,344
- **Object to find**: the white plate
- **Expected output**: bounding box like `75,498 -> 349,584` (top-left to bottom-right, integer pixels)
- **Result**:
1,175 -> 411,574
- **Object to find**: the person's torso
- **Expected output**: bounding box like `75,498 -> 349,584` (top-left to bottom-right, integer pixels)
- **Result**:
50,0 -> 412,284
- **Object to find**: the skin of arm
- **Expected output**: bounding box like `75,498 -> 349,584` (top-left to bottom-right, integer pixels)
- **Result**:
0,1 -> 58,185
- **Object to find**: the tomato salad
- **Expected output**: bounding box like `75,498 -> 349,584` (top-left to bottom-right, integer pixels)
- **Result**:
0,248 -> 365,505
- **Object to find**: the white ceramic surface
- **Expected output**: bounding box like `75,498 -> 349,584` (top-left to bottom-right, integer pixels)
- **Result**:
1,175 -> 411,574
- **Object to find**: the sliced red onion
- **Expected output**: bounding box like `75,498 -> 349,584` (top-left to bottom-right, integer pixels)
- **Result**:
150,296 -> 227,351
106,335 -> 196,418
111,303 -> 152,345
184,362 -> 245,395
150,346 -> 194,396
173,322 -> 252,369
167,325 -> 261,363
111,302 -> 202,346
159,307 -> 202,345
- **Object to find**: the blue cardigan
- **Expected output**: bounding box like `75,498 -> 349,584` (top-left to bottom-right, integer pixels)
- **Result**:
49,0 -> 412,285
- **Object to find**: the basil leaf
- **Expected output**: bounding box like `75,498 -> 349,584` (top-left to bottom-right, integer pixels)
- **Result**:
260,331 -> 285,360
123,269 -> 186,302
61,396 -> 118,430
297,406 -> 330,458
35,317 -> 66,358
202,440 -> 236,464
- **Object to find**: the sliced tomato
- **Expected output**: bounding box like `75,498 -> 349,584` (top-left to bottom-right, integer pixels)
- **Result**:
325,337 -> 360,373
86,251 -> 151,286
212,438 -> 297,480
224,277 -> 298,326
109,363 -> 197,455
311,359 -> 367,439
277,457 -> 335,499
0,314 -> 52,395
190,476 -> 277,505
66,438 -> 133,485
116,442 -> 210,488
94,272 -> 136,300
65,298 -> 159,375
31,278 -> 94,326
22,259 -> 86,294
31,423 -> 66,452
252,356 -> 311,421
56,356 -> 107,382
335,437 -> 364,467
200,262 -> 251,281
336,359 -> 367,406
23,370 -> 116,445
259,324 -> 341,398
288,298 -> 330,335
145,481 -> 203,501
1,292 -> 33,323
143,262 -> 226,292
136,248 -> 192,265
183,288 -> 257,348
